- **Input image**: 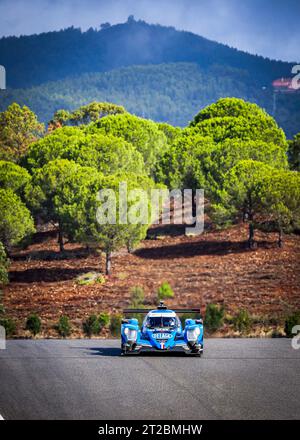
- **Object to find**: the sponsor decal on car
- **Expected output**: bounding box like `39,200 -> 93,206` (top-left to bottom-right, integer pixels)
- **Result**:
152,333 -> 172,339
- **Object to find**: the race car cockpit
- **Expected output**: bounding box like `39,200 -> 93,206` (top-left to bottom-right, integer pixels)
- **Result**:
145,315 -> 179,329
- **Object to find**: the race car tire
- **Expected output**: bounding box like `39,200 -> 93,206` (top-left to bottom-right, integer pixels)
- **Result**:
191,349 -> 202,357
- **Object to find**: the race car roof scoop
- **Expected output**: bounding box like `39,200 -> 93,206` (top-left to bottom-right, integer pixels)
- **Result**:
157,301 -> 167,310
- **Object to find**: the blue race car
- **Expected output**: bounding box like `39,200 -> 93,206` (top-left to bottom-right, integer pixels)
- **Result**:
121,301 -> 203,356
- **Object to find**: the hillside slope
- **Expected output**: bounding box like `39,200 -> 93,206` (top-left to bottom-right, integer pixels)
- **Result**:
4,224 -> 300,337
1,62 -> 299,137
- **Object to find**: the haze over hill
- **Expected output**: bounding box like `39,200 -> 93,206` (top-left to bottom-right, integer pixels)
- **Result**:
1,0 -> 299,62
0,18 -> 299,137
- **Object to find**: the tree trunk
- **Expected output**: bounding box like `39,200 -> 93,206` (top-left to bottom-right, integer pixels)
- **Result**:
248,222 -> 255,249
105,251 -> 112,275
127,241 -> 133,254
58,224 -> 64,252
278,228 -> 283,248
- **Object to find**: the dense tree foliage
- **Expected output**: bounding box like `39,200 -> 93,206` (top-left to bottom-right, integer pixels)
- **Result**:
0,95 -> 298,262
0,189 -> 35,251
288,133 -> 300,171
73,172 -> 156,274
50,102 -> 126,128
0,160 -> 31,195
89,113 -> 168,175
26,159 -> 100,251
156,123 -> 182,145
219,160 -> 274,247
157,99 -> 288,197
0,104 -> 44,162
189,98 -> 287,147
155,98 -> 296,248
211,161 -> 300,247
155,133 -> 216,189
26,158 -> 156,263
191,98 -> 271,123
23,126 -> 145,175
259,170 -> 300,245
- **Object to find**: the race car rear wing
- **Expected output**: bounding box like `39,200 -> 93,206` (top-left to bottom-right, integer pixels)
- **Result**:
123,308 -> 201,314
123,301 -> 201,315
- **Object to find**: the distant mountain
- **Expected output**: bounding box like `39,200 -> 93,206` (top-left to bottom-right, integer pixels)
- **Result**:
0,18 -> 294,89
0,18 -> 299,137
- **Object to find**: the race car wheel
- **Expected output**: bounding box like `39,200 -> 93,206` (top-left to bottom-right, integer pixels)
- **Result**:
191,348 -> 202,357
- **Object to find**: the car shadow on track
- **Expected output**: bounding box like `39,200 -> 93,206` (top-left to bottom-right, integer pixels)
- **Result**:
81,347 -> 190,357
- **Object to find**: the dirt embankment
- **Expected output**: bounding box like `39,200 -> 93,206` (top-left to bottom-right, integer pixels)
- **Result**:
3,224 -> 300,337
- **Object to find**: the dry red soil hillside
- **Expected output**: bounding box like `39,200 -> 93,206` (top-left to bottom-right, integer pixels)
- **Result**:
3,224 -> 300,337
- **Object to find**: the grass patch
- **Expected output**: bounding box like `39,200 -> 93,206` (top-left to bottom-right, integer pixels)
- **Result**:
76,272 -> 105,286
117,272 -> 128,280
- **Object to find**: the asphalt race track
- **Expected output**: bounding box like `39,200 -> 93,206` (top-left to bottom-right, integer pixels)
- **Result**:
0,339 -> 299,420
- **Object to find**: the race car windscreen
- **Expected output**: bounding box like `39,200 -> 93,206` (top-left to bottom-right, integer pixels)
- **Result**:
146,316 -> 177,328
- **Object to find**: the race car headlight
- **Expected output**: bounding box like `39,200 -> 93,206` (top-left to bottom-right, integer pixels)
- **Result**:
187,327 -> 201,342
124,328 -> 137,341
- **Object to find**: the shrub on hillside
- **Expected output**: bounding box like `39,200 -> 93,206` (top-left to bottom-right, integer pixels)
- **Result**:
25,314 -> 41,336
0,317 -> 16,337
157,282 -> 174,301
98,312 -> 110,331
130,286 -> 145,307
233,309 -> 251,333
82,314 -> 100,337
204,303 -> 225,331
284,312 -> 300,337
109,314 -> 122,337
56,315 -> 71,338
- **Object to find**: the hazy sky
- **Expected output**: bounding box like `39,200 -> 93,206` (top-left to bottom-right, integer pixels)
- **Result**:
0,0 -> 299,62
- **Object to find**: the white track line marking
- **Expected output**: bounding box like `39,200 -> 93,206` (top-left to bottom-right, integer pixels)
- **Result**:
0,414 -> 4,420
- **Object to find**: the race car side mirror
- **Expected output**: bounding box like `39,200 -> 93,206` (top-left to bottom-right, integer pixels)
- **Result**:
122,319 -> 129,324
195,319 -> 203,324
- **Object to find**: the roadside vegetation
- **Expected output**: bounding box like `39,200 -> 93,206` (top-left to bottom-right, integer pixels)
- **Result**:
1,299 -> 299,338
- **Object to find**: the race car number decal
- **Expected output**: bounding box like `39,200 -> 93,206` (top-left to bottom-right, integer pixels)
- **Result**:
152,333 -> 172,339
